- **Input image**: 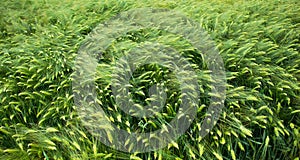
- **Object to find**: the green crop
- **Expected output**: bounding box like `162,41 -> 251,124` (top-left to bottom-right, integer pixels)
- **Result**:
0,0 -> 299,159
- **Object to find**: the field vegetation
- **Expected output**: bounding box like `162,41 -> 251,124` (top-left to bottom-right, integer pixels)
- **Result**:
0,0 -> 299,159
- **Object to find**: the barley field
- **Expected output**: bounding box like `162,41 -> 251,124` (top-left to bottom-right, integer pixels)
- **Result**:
0,0 -> 299,159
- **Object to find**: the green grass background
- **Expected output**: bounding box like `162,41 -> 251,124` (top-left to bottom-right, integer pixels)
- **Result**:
0,0 -> 299,159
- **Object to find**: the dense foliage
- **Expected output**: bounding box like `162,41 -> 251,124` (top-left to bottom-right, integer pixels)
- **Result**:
0,0 -> 299,159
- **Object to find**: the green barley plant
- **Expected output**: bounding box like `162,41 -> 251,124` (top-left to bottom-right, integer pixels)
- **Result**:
0,0 -> 299,159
